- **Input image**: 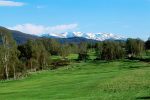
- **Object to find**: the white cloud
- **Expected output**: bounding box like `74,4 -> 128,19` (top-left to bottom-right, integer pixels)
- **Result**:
8,23 -> 78,35
0,0 -> 25,7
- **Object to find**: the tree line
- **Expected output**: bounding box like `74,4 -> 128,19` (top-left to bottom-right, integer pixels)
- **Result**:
0,28 -> 150,80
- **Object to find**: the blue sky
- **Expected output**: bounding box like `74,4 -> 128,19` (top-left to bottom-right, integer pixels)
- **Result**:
0,0 -> 150,40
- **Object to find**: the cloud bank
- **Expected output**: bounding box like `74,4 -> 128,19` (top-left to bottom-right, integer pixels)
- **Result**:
8,23 -> 78,35
0,0 -> 25,6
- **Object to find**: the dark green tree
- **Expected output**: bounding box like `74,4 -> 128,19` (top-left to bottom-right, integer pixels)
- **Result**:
126,38 -> 144,57
59,44 -> 71,59
101,41 -> 125,60
18,40 -> 50,71
41,38 -> 60,55
145,37 -> 150,50
78,42 -> 89,61
95,42 -> 103,60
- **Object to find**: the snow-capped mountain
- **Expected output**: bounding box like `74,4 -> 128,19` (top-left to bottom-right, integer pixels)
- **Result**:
42,32 -> 125,41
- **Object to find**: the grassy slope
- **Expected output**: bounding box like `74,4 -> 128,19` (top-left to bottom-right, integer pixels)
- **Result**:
0,60 -> 150,100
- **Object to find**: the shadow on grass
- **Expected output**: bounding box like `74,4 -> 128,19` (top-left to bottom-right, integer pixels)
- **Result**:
136,96 -> 150,99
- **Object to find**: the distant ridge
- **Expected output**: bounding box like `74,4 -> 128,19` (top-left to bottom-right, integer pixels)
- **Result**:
0,26 -> 38,44
42,37 -> 99,44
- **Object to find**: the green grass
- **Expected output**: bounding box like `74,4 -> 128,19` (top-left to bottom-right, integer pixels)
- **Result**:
0,60 -> 150,100
67,54 -> 78,60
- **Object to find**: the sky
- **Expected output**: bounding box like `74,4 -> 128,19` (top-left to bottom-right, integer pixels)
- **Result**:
0,0 -> 150,40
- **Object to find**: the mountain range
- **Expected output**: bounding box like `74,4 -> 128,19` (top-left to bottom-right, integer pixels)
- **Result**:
42,32 -> 125,41
0,26 -> 126,44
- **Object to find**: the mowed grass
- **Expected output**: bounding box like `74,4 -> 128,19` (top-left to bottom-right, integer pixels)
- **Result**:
0,60 -> 150,100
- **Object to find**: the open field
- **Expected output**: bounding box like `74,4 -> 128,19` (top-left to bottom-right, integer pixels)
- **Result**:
0,60 -> 150,100
1,0 -> 150,100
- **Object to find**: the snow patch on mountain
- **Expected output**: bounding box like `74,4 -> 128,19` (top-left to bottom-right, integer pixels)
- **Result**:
42,32 -> 125,41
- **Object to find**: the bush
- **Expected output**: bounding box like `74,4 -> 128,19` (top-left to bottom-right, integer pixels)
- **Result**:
78,53 -> 89,61
51,59 -> 70,69
127,57 -> 150,62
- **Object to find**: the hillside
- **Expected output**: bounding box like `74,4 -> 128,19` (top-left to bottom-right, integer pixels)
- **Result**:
42,37 -> 99,44
0,26 -> 99,44
0,60 -> 150,100
0,26 -> 38,44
